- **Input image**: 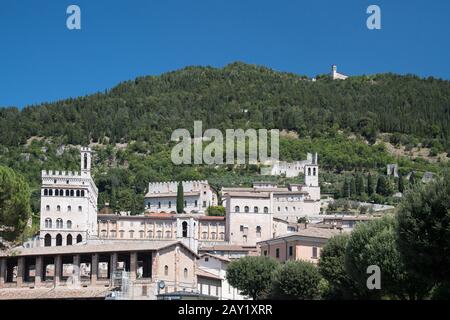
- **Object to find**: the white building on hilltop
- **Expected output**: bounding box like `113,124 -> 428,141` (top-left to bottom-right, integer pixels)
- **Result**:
261,153 -> 315,177
144,181 -> 217,214
39,147 -> 98,247
331,64 -> 348,80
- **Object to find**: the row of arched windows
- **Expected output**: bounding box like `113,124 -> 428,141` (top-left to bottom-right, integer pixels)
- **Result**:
164,265 -> 189,278
45,205 -> 82,212
44,233 -> 82,247
235,206 -> 269,213
44,218 -> 72,229
43,189 -> 85,197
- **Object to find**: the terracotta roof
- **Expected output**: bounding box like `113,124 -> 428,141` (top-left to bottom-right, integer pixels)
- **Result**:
199,245 -> 257,252
196,268 -> 223,280
200,253 -> 231,262
258,227 -> 341,245
198,216 -> 225,221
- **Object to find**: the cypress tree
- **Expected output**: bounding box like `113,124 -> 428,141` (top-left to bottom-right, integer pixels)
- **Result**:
176,181 -> 184,213
398,173 -> 405,193
367,173 -> 374,196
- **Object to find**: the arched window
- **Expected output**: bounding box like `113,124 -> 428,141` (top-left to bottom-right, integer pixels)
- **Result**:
147,230 -> 153,239
202,232 -> 208,240
110,230 -> 116,238
101,230 -> 107,238
44,234 -> 51,247
70,190 -> 74,197
67,234 -> 72,245
67,205 -> 71,212
254,207 -> 259,213
158,202 -> 161,209
168,201 -> 172,208
211,232 -> 217,240
244,206 -> 249,213
165,231 -> 172,239
235,206 -> 240,213
76,190 -> 80,197
256,226 -> 262,236
44,189 -> 48,196
129,230 -> 134,239
45,218 -> 52,228
184,268 -> 188,278
119,230 -> 124,239
66,220 -> 72,229
182,221 -> 188,238
264,206 -> 269,213
78,206 -> 82,212
84,153 -> 88,169
46,205 -> 50,211
313,167 -> 316,176
164,265 -> 169,276
57,205 -> 61,212
156,230 -> 162,238
219,232 -> 225,240
81,190 -> 85,197
308,167 -> 311,175
56,218 -> 63,228
49,189 -> 53,196
56,234 -> 62,246
65,190 -> 70,196
76,234 -> 82,243
139,230 -> 145,239
60,189 -> 63,196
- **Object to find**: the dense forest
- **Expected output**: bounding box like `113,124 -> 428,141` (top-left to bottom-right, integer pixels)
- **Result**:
0,62 -> 449,214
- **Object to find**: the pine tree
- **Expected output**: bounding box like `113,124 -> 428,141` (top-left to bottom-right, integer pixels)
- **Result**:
367,173 -> 374,196
398,173 -> 405,193
176,181 -> 184,214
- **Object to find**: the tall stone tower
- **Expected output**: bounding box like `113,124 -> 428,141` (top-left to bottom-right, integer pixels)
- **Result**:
304,153 -> 319,187
81,147 -> 92,176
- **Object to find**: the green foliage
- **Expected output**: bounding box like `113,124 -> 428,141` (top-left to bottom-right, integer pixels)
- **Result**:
206,205 -> 225,216
319,233 -> 358,299
0,166 -> 32,245
226,256 -> 279,300
176,181 -> 184,213
270,260 -> 322,300
396,172 -> 450,287
345,216 -> 430,299
376,175 -> 392,196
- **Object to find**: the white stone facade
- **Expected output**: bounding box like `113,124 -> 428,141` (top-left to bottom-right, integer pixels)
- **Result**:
331,64 -> 348,80
144,180 -> 217,214
39,147 -> 98,247
262,153 -> 314,177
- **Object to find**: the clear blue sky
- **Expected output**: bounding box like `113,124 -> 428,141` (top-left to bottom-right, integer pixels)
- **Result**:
1,0 -> 449,108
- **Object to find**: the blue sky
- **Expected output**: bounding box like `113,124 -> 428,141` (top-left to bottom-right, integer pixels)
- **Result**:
0,0 -> 449,108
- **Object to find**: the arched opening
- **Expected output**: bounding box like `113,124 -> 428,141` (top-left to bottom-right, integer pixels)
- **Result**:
56,234 -> 62,246
164,265 -> 169,276
67,234 -> 72,245
182,221 -> 188,238
184,268 -> 188,278
67,220 -> 72,229
70,190 -> 74,197
81,190 -> 85,197
235,206 -> 240,213
76,234 -> 82,243
84,153 -> 88,169
244,206 -> 249,213
254,206 -> 259,213
44,189 -> 48,196
44,234 -> 52,247
76,190 -> 80,197
264,206 -> 269,213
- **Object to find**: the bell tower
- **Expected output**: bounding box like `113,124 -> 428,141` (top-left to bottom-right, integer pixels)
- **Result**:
81,147 -> 92,176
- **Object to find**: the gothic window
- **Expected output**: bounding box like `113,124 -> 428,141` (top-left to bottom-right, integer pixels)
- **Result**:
59,189 -> 63,196
44,234 -> 52,247
235,206 -> 240,213
56,234 -> 62,246
44,189 -> 48,196
264,206 -> 269,213
244,206 -> 249,213
67,234 -> 72,246
56,218 -> 63,228
76,234 -> 82,243
45,218 -> 52,228
67,220 -> 72,229
57,205 -> 61,212
182,221 -> 188,238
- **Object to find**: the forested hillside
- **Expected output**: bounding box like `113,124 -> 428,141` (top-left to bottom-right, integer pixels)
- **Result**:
0,62 -> 449,214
